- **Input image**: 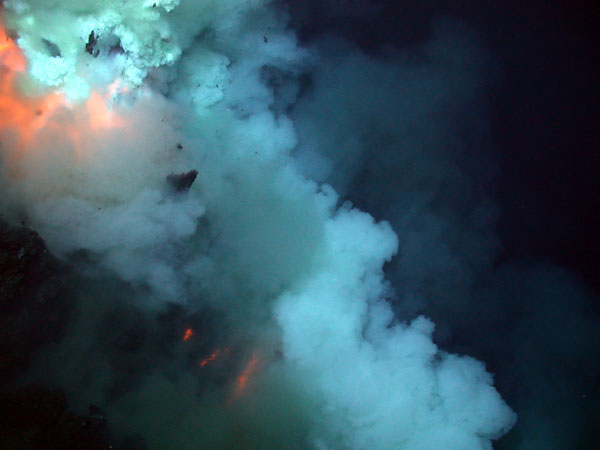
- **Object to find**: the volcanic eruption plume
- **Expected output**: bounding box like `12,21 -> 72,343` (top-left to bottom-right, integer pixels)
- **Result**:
0,1 -> 517,449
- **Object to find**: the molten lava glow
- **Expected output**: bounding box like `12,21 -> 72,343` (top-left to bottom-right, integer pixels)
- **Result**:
199,348 -> 225,367
182,328 -> 194,342
1,25 -> 63,143
234,353 -> 259,396
87,92 -> 128,130
0,25 -> 50,145
0,25 -> 129,162
0,26 -> 25,73
107,78 -> 129,99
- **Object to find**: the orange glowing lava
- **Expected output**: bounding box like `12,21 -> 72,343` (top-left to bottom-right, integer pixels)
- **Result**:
0,24 -> 130,163
199,348 -> 225,367
87,91 -> 127,130
0,26 -> 25,73
0,24 -> 48,143
234,353 -> 259,396
182,328 -> 194,342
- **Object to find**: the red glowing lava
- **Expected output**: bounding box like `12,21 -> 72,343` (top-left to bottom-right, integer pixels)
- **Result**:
233,352 -> 259,397
0,24 -> 130,163
182,328 -> 194,342
199,348 -> 228,367
0,26 -> 25,73
0,25 -> 60,145
87,91 -> 128,130
1,25 -> 64,144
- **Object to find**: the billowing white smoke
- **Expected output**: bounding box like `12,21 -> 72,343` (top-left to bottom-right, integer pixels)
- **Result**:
0,1 -> 516,448
289,20 -> 502,335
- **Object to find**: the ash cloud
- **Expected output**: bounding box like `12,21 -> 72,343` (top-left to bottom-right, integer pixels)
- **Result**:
290,17 -> 502,335
0,1 -> 551,449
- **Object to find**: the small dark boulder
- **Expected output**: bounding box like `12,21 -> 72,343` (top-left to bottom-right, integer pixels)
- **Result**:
166,170 -> 198,193
85,31 -> 99,57
42,39 -> 61,57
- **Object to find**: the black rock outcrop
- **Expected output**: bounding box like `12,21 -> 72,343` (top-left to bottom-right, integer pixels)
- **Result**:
0,221 -> 68,380
166,170 -> 198,193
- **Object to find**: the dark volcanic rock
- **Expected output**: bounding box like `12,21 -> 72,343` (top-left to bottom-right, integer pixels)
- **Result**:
166,170 -> 198,192
0,385 -> 68,432
0,221 -> 60,307
85,31 -> 100,57
42,38 -> 62,58
0,221 -> 68,380
0,222 -> 117,449
0,385 -> 113,450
